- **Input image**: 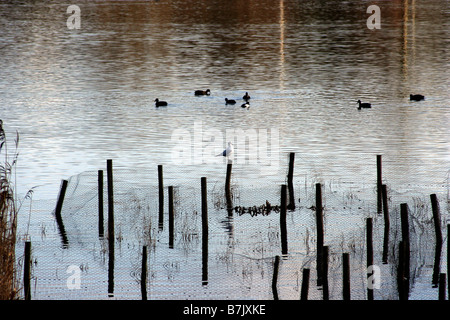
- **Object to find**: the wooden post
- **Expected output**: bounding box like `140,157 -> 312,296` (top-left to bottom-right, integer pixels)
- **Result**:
366,218 -> 374,300
201,177 -> 208,286
431,194 -> 442,245
432,195 -> 443,286
398,240 -> 409,300
381,184 -> 389,264
55,179 -> 68,222
55,179 -> 69,247
381,184 -> 389,218
23,241 -> 31,300
225,163 -> 233,216
98,170 -> 104,238
431,195 -> 443,284
343,253 -> 350,300
107,159 -> 114,297
433,239 -> 443,287
141,246 -> 148,301
272,255 -> 280,300
398,241 -> 404,299
300,268 -> 310,300
158,165 -> 164,229
287,152 -> 295,210
398,241 -> 406,300
400,203 -> 410,296
316,183 -> 324,286
448,224 -> 450,299
107,160 -> 114,242
439,273 -> 446,300
225,163 -> 232,195
377,155 -> 382,214
322,246 -> 329,300
400,203 -> 409,245
280,184 -> 288,255
169,186 -> 174,249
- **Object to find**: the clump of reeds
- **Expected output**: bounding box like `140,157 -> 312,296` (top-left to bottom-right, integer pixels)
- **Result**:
0,120 -> 20,299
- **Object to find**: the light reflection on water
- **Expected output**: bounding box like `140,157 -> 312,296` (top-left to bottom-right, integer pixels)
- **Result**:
2,0 -> 449,300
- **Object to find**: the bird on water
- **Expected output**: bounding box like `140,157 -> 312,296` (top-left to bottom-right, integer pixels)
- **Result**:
243,92 -> 251,101
154,98 -> 168,107
410,94 -> 425,101
195,89 -> 211,96
357,100 -> 371,109
225,98 -> 236,105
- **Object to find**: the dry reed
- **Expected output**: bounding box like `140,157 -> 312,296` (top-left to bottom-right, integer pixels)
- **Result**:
0,120 -> 23,299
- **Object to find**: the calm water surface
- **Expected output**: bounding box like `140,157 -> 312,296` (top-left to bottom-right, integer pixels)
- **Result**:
1,0 -> 448,199
1,0 -> 449,300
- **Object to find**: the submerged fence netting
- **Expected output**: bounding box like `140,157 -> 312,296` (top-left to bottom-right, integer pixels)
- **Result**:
14,154 -> 450,300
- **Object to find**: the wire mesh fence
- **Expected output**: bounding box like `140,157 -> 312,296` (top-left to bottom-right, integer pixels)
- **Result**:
14,153 -> 450,300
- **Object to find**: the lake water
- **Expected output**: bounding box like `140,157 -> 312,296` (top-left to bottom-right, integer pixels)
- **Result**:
1,0 -> 449,300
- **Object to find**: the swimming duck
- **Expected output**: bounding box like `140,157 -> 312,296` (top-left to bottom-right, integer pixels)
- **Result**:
195,89 -> 211,96
357,100 -> 371,109
225,98 -> 236,105
410,94 -> 425,101
155,98 -> 168,107
241,101 -> 250,109
243,92 -> 251,100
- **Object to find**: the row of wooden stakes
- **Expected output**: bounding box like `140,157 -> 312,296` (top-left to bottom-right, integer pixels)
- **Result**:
43,155 -> 446,299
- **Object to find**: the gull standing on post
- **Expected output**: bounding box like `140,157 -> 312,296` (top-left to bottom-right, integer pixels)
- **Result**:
216,142 -> 233,159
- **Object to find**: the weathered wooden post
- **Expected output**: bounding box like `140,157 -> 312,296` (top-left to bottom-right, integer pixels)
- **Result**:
431,194 -> 443,286
169,186 -> 174,249
107,160 -> 114,243
381,184 -> 389,263
398,241 -> 407,300
201,177 -> 208,286
225,163 -> 232,193
343,253 -> 350,300
141,246 -> 148,301
448,224 -> 450,299
272,255 -> 280,300
322,246 -> 329,300
107,159 -> 114,297
381,184 -> 389,218
300,268 -> 310,300
439,273 -> 446,301
366,218 -> 374,300
280,184 -> 288,255
55,179 -> 69,247
377,155 -> 382,214
316,183 -> 324,286
431,194 -> 442,244
23,241 -> 31,300
55,179 -> 68,223
287,152 -> 295,210
98,170 -> 104,238
158,165 -> 164,229
225,163 -> 233,216
400,203 -> 410,296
